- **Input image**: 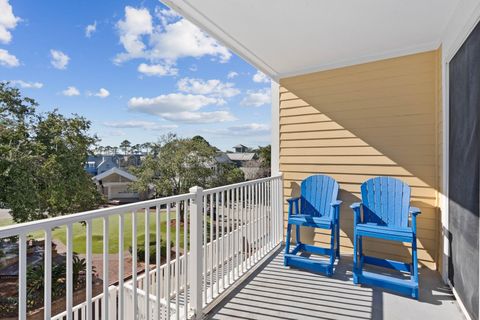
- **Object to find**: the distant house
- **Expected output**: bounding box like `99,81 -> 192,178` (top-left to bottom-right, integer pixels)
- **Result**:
233,144 -> 249,153
226,145 -> 262,180
84,154 -> 143,176
92,167 -> 143,204
85,155 -> 121,176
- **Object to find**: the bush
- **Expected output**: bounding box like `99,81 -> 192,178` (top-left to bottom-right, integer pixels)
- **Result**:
129,239 -> 172,264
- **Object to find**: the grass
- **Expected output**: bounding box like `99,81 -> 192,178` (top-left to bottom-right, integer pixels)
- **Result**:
0,210 -> 186,254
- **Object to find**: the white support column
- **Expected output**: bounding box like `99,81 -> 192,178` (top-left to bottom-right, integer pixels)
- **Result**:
189,186 -> 204,319
271,80 -> 280,175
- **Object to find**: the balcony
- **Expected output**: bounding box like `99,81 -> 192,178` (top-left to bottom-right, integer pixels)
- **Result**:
0,175 -> 464,319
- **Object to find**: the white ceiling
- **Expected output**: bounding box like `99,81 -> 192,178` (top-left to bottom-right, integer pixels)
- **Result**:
165,0 -> 460,80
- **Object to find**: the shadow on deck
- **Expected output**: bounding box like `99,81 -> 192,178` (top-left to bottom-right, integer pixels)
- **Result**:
206,247 -> 463,320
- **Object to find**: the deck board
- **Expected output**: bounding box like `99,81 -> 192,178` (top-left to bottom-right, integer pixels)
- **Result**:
206,248 -> 464,320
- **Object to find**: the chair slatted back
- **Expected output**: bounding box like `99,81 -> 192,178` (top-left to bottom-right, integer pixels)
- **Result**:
300,175 -> 339,218
360,177 -> 411,228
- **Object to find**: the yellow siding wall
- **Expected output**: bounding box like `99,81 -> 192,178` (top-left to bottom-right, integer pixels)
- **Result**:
279,50 -> 442,270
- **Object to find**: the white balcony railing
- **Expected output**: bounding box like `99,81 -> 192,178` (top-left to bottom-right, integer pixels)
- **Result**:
0,174 -> 283,320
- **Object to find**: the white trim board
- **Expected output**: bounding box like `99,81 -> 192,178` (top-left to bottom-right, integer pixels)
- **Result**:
270,80 -> 280,175
440,1 -> 480,316
277,41 -> 441,79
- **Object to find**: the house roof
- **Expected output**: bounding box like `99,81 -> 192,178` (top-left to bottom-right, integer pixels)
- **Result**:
164,0 -> 460,79
233,144 -> 247,149
92,167 -> 137,182
226,153 -> 256,161
215,153 -> 234,164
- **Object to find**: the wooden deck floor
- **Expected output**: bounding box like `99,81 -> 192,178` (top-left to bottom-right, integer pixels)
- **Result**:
206,247 -> 464,320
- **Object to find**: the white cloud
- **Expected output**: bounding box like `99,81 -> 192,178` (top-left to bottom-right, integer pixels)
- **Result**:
160,111 -> 236,124
128,93 -> 235,124
116,7 -> 153,59
252,70 -> 270,83
149,18 -> 231,63
0,49 -> 19,67
85,21 -> 97,38
227,71 -> 238,79
129,93 -> 221,113
94,88 -> 110,98
0,0 -> 20,44
208,123 -> 270,136
62,86 -> 80,96
8,80 -> 43,89
177,77 -> 240,98
241,88 -> 271,107
138,63 -> 178,77
50,50 -> 70,70
103,120 -> 177,130
115,7 -> 230,64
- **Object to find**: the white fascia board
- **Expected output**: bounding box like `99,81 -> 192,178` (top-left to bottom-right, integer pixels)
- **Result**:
278,41 -> 441,79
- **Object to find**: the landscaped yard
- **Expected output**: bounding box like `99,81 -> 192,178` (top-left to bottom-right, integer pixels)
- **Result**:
0,209 -> 185,254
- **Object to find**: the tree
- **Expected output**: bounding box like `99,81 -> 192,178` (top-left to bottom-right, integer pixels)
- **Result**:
257,145 -> 271,177
120,139 -> 131,155
131,134 -> 217,197
0,83 -> 103,222
212,163 -> 245,186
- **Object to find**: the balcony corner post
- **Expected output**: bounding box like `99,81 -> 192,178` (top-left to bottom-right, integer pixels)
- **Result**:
189,186 -> 204,319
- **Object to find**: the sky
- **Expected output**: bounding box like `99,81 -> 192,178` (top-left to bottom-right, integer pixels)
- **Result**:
0,0 -> 272,152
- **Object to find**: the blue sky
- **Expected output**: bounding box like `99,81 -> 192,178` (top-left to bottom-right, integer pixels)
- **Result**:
0,0 -> 271,151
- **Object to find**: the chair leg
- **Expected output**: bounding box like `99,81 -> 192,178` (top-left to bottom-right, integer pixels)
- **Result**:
353,231 -> 358,284
411,236 -> 419,299
359,234 -> 363,265
284,223 -> 292,266
295,225 -> 301,244
327,226 -> 336,276
336,223 -> 341,259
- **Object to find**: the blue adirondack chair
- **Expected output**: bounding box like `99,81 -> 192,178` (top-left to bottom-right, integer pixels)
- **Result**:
284,175 -> 342,276
351,176 -> 421,299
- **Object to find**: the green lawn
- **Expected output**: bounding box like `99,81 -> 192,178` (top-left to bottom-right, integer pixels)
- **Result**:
0,210 -> 185,254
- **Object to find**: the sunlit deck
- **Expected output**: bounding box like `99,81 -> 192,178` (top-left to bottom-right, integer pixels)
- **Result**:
207,247 -> 464,320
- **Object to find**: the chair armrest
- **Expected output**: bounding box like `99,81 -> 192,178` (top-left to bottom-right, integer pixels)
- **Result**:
331,200 -> 343,207
287,197 -> 300,216
410,207 -> 421,216
286,197 -> 300,204
350,202 -> 362,210
350,202 -> 362,226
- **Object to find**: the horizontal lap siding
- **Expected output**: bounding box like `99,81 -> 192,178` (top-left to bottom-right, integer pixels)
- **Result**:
279,50 -> 441,270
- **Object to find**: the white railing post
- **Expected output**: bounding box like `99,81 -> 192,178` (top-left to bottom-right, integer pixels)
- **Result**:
189,186 -> 204,319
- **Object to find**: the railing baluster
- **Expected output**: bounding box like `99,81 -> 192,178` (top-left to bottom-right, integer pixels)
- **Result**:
247,185 -> 252,269
215,192 -> 219,296
235,187 -> 239,279
227,189 -> 231,285
18,233 -> 27,320
166,203 -> 171,319
203,194 -> 207,304
155,205 -> 161,319
144,207 -> 150,320
175,202 -> 180,320
221,190 -> 225,291
132,210 -> 138,320
209,193 -> 214,299
183,200 -> 188,318
256,183 -> 260,263
86,219 -> 93,320
44,229 -> 52,320
263,182 -> 266,253
242,185 -> 246,273
119,214 -> 125,320
102,217 -> 109,320
66,223 -> 73,320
